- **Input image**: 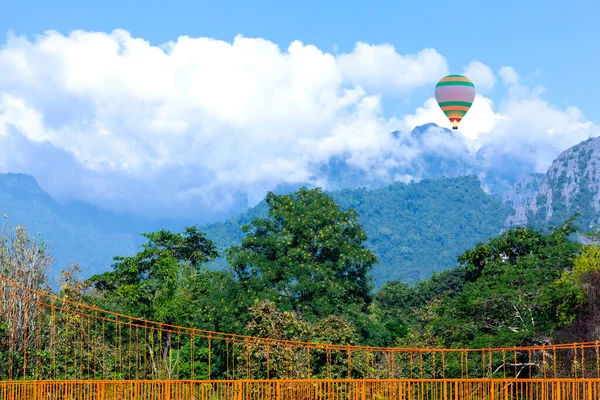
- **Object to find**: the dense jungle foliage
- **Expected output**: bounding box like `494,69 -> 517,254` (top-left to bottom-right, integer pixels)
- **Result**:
1,187 -> 599,380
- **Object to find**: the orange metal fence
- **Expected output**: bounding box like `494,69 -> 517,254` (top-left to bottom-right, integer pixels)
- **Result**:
1,379 -> 599,400
2,276 -> 600,399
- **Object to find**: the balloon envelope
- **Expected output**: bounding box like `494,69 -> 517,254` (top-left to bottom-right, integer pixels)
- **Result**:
435,75 -> 475,129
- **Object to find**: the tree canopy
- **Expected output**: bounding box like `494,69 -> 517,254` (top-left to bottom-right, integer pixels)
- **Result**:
226,187 -> 377,321
90,226 -> 220,324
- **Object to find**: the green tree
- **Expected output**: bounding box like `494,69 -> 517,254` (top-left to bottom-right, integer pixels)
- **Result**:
373,267 -> 467,343
570,243 -> 600,282
241,300 -> 311,379
373,281 -> 415,340
311,315 -> 366,378
226,187 -> 377,321
90,226 -> 219,323
431,216 -> 581,349
0,222 -> 51,380
554,243 -> 600,342
89,226 -> 222,379
412,266 -> 467,303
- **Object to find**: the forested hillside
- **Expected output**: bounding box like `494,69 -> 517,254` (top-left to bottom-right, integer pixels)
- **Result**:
3,186 -> 597,380
0,172 -> 509,285
205,175 -> 511,285
7,131 -> 600,287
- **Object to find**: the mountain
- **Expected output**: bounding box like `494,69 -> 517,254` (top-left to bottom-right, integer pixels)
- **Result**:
502,173 -> 546,227
313,124 -> 478,192
204,175 -> 511,287
504,137 -> 600,231
0,122 -> 536,289
0,173 -> 138,283
333,176 -> 511,285
7,123 -> 598,288
315,123 -> 535,198
0,171 -> 511,287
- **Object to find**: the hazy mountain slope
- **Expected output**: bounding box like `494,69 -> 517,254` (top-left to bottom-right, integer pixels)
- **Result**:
314,123 -> 478,192
504,137 -> 600,231
502,173 -> 546,227
0,171 -> 511,287
5,121 -> 579,287
0,173 -> 138,282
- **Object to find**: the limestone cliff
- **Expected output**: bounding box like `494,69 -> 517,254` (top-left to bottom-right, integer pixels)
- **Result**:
504,137 -> 600,230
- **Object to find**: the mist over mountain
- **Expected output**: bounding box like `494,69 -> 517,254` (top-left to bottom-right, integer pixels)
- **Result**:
312,123 -> 543,202
3,122 -> 600,287
314,124 -> 477,192
0,172 -> 509,287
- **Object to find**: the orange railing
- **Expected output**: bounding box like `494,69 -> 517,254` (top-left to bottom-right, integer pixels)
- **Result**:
1,379 -> 599,400
2,275 -> 600,399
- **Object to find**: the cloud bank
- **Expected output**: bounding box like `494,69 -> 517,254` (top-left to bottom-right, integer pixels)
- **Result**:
0,29 -> 598,219
403,66 -> 598,176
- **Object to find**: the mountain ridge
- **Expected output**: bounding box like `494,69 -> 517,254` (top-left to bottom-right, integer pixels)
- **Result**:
0,171 -> 510,287
3,123 -> 600,287
0,173 -> 138,282
503,136 -> 600,231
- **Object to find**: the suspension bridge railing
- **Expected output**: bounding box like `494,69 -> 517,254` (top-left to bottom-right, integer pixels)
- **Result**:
2,275 -> 600,399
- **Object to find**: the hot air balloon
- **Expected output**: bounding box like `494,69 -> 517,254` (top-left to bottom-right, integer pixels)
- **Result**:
435,75 -> 475,130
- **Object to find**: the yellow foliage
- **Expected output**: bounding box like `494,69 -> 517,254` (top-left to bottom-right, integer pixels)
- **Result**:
572,243 -> 600,283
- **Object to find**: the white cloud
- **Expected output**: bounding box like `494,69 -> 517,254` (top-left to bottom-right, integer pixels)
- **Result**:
0,30 -> 430,216
0,30 -> 599,220
462,61 -> 496,93
337,43 -> 448,95
403,95 -> 503,150
499,66 -> 519,86
404,66 -> 600,175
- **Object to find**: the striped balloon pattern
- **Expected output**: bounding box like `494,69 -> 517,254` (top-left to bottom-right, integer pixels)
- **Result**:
435,75 -> 475,129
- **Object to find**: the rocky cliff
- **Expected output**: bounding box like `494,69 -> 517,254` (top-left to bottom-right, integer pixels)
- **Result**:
504,137 -> 600,230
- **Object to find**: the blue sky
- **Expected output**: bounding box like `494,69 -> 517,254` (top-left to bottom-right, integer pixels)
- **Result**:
3,0 -> 598,119
0,0 -> 599,219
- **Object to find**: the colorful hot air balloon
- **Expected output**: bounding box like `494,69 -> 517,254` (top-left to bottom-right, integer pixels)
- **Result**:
435,75 -> 475,130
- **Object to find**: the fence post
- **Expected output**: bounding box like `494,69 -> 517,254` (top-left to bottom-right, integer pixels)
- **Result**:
236,381 -> 243,400
443,380 -> 446,400
455,380 -> 459,400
